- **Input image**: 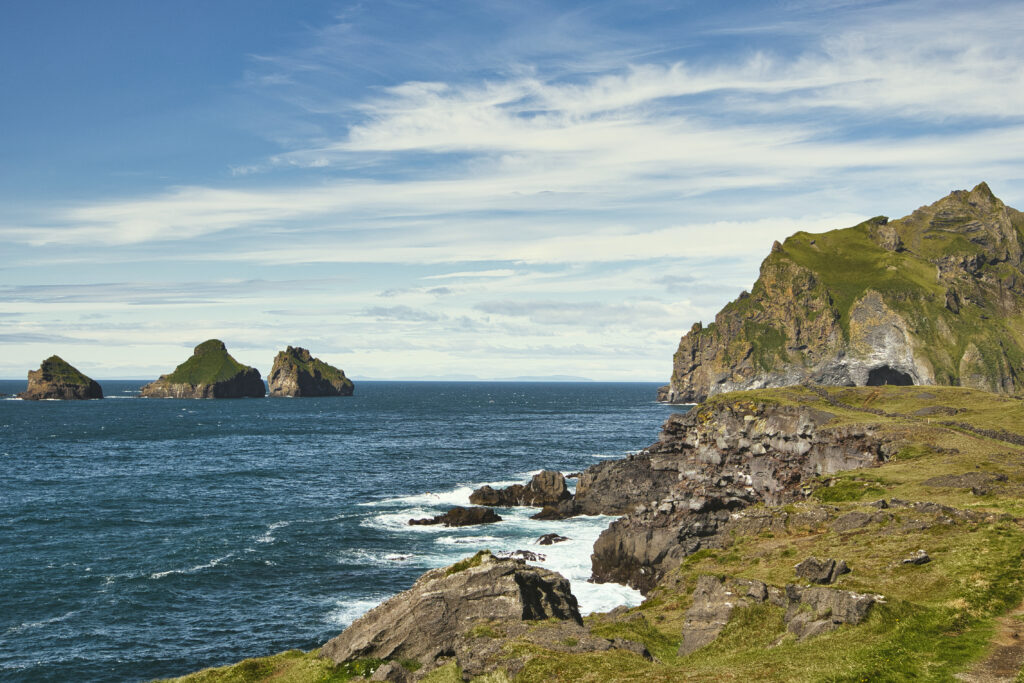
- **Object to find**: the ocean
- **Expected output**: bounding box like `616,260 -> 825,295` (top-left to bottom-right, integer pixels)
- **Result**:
0,380 -> 679,682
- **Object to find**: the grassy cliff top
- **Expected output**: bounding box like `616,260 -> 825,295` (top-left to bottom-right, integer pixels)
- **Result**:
165,385 -> 1024,682
163,340 -> 253,385
36,355 -> 94,385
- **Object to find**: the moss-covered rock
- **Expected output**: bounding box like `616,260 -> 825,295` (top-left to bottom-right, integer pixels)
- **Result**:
19,355 -> 102,400
141,340 -> 265,399
665,183 -> 1024,403
267,347 -> 353,397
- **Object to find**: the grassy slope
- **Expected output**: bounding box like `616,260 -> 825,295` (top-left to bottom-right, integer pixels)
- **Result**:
162,386 -> 1024,682
38,355 -> 94,385
164,340 -> 251,385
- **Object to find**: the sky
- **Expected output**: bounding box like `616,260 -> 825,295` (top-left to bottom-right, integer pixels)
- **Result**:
1,0 -> 1023,381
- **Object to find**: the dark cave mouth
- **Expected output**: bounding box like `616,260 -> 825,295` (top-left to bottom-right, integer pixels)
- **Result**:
867,366 -> 914,386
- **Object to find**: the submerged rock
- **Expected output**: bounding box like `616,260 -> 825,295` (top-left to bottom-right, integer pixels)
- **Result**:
19,356 -> 102,400
408,506 -> 501,527
267,346 -> 353,397
140,340 -> 265,399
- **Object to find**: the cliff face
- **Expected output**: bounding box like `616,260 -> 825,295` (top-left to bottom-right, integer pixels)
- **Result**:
585,391 -> 890,593
140,340 -> 265,399
267,346 -> 353,397
19,356 -> 103,400
665,183 -> 1024,403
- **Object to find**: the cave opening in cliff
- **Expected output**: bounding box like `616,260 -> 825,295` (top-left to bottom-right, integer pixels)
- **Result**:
866,366 -> 914,386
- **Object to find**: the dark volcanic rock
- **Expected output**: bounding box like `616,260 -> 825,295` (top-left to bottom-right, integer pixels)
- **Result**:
589,399 -> 887,593
140,340 -> 265,399
19,356 -> 102,400
902,549 -> 931,565
408,506 -> 501,527
537,533 -> 570,546
496,549 -> 545,562
794,556 -> 850,584
469,470 -> 571,507
321,551 -> 581,673
267,346 -> 353,397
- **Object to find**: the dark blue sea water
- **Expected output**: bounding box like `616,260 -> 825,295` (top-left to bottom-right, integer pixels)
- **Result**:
0,381 -> 677,682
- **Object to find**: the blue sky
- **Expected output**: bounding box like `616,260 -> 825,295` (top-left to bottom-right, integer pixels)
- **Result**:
2,0 -> 1023,380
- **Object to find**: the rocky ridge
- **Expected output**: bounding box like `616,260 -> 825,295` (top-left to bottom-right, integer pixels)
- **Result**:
140,340 -> 265,399
663,183 -> 1024,403
19,355 -> 103,400
267,346 -> 353,397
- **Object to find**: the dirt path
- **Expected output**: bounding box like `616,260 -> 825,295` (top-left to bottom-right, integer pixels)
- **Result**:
956,600 -> 1024,682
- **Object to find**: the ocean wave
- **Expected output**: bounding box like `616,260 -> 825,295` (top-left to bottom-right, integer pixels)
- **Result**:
357,476 -> 528,509
255,520 -> 290,544
434,535 -> 501,546
149,553 -> 235,580
4,609 -> 80,635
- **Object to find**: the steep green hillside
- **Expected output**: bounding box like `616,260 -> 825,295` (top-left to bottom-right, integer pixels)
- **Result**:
666,183 -> 1024,403
164,340 -> 251,385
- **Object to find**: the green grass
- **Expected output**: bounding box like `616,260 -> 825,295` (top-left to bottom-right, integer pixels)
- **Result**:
275,348 -> 352,388
156,650 -> 375,683
164,340 -> 252,385
447,550 -> 490,576
37,355 -> 94,385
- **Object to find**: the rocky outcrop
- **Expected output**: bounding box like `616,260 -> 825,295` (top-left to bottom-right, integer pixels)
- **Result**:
408,506 -> 501,527
794,556 -> 850,584
321,551 -> 581,673
19,356 -> 102,400
469,470 -> 571,507
664,183 -> 1024,403
267,346 -> 353,397
588,397 -> 888,593
140,340 -> 265,399
678,575 -> 880,655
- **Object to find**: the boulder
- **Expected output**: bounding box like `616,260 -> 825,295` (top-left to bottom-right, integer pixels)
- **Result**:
469,470 -> 571,508
496,550 -> 545,562
140,340 -> 265,399
408,506 -> 501,527
537,533 -> 570,546
784,584 -> 880,640
902,549 -> 931,565
267,346 -> 353,397
19,356 -> 102,400
794,556 -> 850,584
321,551 -> 581,671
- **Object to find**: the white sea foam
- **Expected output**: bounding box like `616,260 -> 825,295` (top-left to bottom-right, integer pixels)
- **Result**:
358,476 -> 528,509
255,520 -> 290,544
325,595 -> 393,628
149,553 -> 234,580
4,610 -> 80,635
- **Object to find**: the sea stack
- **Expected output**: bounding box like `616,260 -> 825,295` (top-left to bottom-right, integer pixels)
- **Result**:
267,346 -> 354,397
19,356 -> 103,400
140,340 -> 265,399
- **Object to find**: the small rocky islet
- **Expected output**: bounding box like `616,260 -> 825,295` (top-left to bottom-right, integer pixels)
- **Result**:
267,346 -> 354,397
140,339 -> 266,398
18,355 -> 102,400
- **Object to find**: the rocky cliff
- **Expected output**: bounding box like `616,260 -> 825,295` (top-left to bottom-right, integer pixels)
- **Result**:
140,340 -> 265,399
19,355 -> 103,400
267,346 -> 353,397
582,391 -> 889,592
664,183 -> 1024,403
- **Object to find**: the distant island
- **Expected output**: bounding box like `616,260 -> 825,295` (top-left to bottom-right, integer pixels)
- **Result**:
140,340 -> 265,399
268,346 -> 354,397
19,355 -> 103,400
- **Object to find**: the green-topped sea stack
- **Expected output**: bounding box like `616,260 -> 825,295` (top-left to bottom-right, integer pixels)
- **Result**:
19,355 -> 103,400
267,346 -> 354,397
662,182 -> 1024,403
140,340 -> 265,399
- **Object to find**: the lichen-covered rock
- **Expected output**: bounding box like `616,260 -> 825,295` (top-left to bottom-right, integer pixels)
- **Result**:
679,575 -> 880,655
794,556 -> 850,584
19,356 -> 102,400
140,340 -> 265,399
664,183 -> 1024,403
321,551 -> 581,674
267,346 -> 353,397
469,470 -> 571,507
